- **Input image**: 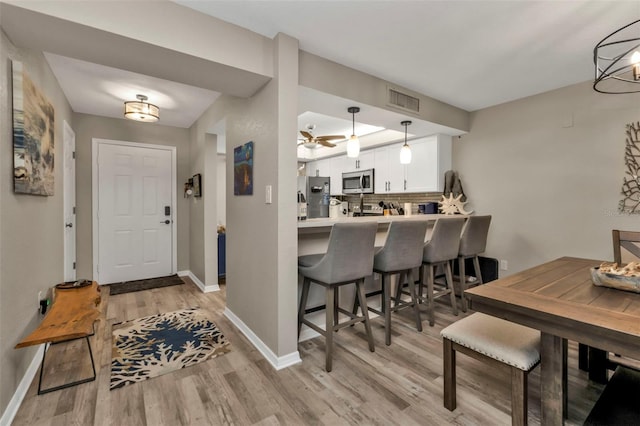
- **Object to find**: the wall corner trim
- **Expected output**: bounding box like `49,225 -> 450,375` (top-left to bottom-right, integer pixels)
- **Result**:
224,307 -> 302,370
1,344 -> 45,426
178,270 -> 219,293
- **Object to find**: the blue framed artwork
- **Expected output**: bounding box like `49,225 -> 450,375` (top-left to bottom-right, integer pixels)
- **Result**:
234,141 -> 254,195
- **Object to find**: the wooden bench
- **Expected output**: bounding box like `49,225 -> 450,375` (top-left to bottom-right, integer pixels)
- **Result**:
15,282 -> 101,394
441,313 -> 541,426
583,366 -> 640,425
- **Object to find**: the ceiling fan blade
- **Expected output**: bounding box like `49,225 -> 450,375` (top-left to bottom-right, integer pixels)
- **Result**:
300,130 -> 314,139
316,135 -> 346,141
318,140 -> 336,148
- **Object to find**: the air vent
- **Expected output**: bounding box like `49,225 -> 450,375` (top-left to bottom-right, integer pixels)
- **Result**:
388,88 -> 420,113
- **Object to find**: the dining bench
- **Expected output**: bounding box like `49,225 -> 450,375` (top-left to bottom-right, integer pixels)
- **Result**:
441,313 -> 540,426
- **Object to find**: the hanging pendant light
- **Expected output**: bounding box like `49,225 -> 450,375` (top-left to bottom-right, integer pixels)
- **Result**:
593,19 -> 640,94
400,120 -> 412,165
124,94 -> 159,122
346,106 -> 360,158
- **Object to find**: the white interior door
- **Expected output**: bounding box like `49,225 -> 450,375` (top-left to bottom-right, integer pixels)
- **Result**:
97,142 -> 173,284
63,121 -> 76,282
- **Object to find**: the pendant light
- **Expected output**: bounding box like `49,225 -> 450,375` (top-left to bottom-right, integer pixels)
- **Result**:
346,106 -> 360,158
400,120 -> 412,165
593,19 -> 640,94
124,94 -> 159,122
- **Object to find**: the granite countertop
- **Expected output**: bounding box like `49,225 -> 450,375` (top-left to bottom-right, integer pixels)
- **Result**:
297,214 -> 465,229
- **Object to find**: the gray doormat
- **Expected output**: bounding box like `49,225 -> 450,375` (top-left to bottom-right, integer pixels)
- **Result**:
107,275 -> 184,296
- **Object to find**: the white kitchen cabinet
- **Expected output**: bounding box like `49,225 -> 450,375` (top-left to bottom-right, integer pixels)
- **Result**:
343,150 -> 374,172
374,145 -> 404,193
329,155 -> 346,195
374,135 -> 452,194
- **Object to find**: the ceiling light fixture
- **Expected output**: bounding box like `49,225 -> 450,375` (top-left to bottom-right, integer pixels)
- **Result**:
124,94 -> 159,122
400,120 -> 412,165
593,19 -> 640,94
346,106 -> 360,158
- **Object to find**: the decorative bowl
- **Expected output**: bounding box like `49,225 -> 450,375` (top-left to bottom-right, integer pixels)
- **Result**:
591,267 -> 640,293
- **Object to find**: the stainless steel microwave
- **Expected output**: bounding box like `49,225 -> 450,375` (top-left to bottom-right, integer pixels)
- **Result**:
342,169 -> 374,194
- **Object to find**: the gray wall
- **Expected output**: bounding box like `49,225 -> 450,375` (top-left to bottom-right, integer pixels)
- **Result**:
0,30 -> 73,416
72,113 -> 191,279
453,80 -> 640,275
188,34 -> 299,357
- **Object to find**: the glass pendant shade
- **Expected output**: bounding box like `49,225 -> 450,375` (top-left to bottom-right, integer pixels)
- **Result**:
400,120 -> 412,164
400,142 -> 412,164
124,94 -> 159,122
347,135 -> 360,158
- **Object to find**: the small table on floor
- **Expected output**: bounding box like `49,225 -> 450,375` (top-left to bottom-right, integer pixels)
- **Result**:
15,281 -> 101,394
465,257 -> 640,425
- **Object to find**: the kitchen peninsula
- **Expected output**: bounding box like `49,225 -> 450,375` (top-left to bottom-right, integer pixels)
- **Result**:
297,213 -> 468,341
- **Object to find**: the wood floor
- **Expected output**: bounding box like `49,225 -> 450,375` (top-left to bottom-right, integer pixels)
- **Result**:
12,278 -> 605,425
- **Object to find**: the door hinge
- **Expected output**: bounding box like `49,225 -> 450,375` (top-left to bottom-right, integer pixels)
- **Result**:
73,261 -> 76,270
73,206 -> 76,214
72,151 -> 76,159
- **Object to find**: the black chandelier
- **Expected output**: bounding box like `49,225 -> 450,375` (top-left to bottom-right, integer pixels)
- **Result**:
593,19 -> 640,94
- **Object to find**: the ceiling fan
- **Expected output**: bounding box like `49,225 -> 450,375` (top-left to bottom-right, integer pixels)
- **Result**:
297,125 -> 345,149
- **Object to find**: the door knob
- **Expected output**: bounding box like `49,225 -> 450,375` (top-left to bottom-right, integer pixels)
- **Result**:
161,220 -> 171,224
65,223 -> 73,228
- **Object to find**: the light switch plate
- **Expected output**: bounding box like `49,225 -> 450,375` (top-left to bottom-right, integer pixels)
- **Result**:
265,185 -> 272,204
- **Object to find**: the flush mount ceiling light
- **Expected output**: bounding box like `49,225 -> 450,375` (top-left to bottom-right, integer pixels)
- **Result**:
346,106 -> 360,158
593,19 -> 640,94
124,94 -> 159,122
400,120 -> 412,165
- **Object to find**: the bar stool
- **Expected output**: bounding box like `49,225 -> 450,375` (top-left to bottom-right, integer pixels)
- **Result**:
298,222 -> 377,372
418,217 -> 465,326
457,215 -> 492,312
353,220 -> 428,345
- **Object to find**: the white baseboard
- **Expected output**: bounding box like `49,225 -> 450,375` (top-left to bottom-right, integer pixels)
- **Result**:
224,307 -> 301,370
178,270 -> 219,293
0,344 -> 44,426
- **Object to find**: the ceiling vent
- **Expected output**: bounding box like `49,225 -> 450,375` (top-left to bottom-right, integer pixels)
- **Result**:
388,87 -> 420,113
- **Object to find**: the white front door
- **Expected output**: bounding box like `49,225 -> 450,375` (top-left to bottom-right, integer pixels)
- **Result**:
96,142 -> 174,284
63,121 -> 76,282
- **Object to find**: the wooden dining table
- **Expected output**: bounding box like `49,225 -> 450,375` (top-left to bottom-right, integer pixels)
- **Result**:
465,256 -> 640,425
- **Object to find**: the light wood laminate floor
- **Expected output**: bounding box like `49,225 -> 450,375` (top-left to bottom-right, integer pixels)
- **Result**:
12,278 -> 604,425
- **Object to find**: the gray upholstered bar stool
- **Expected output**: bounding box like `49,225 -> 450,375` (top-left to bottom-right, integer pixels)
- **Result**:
298,222 -> 377,372
457,215 -> 492,312
353,220 -> 429,346
418,217 -> 465,326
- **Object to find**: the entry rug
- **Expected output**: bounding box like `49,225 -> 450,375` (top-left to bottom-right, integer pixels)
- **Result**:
110,308 -> 231,390
107,274 -> 184,296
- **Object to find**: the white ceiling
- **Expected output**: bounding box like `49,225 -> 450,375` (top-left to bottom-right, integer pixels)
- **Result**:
44,53 -> 221,128
177,0 -> 640,111
32,1 -> 639,138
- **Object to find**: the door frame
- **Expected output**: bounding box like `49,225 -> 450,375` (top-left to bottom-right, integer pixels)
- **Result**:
63,120 -> 76,282
92,138 -> 178,283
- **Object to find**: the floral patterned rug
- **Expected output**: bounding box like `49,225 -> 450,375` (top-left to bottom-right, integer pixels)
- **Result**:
110,308 -> 231,390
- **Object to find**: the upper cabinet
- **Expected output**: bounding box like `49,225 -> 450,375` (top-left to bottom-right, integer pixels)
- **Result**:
304,134 -> 452,195
343,150 -> 374,173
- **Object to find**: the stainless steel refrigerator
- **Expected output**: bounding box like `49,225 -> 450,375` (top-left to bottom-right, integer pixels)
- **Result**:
297,176 -> 330,219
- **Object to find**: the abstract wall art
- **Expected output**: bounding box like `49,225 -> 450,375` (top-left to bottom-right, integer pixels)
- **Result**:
620,122 -> 640,214
12,60 -> 55,196
234,141 -> 254,195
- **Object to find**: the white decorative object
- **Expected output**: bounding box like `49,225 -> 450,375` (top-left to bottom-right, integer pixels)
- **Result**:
439,194 -> 474,215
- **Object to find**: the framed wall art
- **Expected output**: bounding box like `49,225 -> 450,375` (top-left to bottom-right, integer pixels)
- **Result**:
192,173 -> 202,197
233,141 -> 254,195
12,60 -> 55,196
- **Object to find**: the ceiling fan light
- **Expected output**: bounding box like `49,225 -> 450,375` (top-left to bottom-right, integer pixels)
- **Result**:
400,142 -> 412,164
124,94 -> 159,122
347,135 -> 360,158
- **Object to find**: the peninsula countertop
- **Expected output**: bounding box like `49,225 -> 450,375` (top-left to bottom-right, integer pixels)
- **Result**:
297,214 -> 466,229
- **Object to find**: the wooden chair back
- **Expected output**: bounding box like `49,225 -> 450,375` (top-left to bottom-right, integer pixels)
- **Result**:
613,230 -> 640,264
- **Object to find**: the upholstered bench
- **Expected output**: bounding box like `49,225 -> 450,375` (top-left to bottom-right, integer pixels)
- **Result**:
441,313 -> 541,426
